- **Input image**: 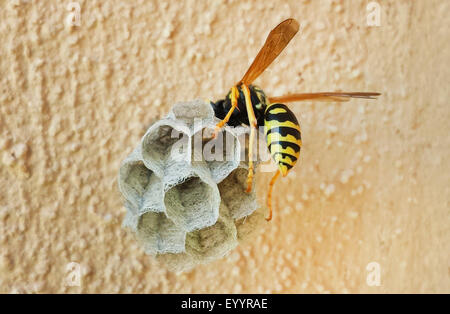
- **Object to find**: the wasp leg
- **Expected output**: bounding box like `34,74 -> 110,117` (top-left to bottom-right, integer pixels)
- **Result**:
242,84 -> 257,193
266,170 -> 280,221
213,86 -> 239,138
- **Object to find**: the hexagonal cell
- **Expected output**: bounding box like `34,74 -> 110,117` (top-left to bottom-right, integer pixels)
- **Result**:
156,252 -> 198,273
141,119 -> 191,177
191,125 -> 241,184
218,167 -> 259,219
169,99 -> 215,124
185,203 -> 238,262
234,207 -> 266,243
136,211 -> 186,255
164,175 -> 220,232
118,160 -> 152,212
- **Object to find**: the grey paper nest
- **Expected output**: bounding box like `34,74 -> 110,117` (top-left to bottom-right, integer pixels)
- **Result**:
119,99 -> 265,272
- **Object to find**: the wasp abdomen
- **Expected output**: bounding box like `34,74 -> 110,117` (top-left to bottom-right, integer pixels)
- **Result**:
264,103 -> 302,176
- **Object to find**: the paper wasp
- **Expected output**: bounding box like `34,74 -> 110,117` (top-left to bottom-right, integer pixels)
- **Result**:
210,18 -> 380,221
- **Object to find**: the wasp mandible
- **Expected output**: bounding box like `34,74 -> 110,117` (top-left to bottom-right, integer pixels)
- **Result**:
210,18 -> 380,221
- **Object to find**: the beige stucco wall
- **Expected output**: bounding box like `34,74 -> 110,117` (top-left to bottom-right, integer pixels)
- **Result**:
0,0 -> 448,293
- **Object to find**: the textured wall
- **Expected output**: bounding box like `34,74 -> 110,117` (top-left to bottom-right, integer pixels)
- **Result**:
0,0 -> 448,293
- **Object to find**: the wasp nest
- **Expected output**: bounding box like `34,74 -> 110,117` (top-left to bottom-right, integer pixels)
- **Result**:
119,99 -> 265,272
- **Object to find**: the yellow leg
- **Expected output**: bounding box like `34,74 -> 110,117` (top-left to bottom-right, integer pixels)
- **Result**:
213,86 -> 239,138
242,84 -> 257,193
266,170 -> 280,221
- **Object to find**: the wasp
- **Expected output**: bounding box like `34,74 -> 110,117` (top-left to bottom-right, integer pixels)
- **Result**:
210,18 -> 380,221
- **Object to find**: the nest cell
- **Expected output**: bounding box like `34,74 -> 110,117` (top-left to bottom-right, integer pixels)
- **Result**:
185,203 -> 238,262
164,175 -> 220,232
118,159 -> 152,214
136,211 -> 186,255
191,125 -> 241,184
218,167 -> 258,219
141,119 -> 191,177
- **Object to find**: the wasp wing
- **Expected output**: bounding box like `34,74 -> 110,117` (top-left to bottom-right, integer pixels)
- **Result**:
268,92 -> 381,103
240,18 -> 300,85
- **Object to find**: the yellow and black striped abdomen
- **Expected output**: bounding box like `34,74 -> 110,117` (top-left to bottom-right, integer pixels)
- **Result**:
264,103 -> 302,176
